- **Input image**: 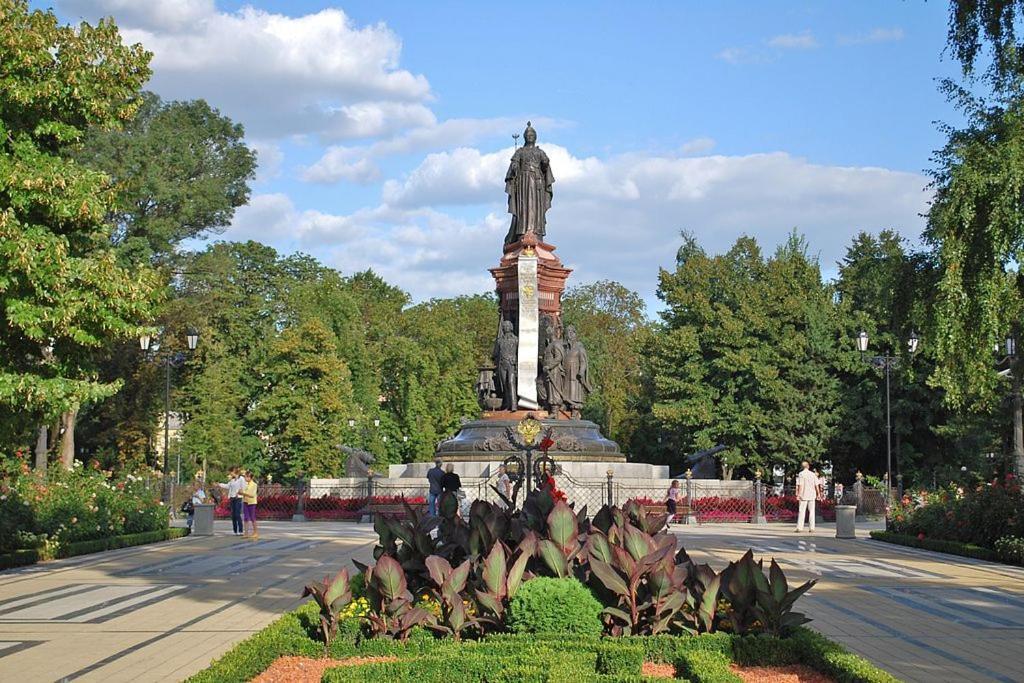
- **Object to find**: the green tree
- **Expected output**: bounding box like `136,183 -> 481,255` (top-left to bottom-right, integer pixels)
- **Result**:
649,233 -> 842,478
562,281 -> 647,448
0,1 -> 157,466
251,319 -> 353,479
75,91 -> 256,264
929,1 -> 1024,476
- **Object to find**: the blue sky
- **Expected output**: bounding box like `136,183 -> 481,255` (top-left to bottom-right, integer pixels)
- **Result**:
49,1 -> 962,308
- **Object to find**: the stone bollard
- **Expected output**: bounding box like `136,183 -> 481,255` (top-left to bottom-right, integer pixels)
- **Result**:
192,503 -> 215,536
751,473 -> 766,525
835,505 -> 856,539
292,478 -> 308,522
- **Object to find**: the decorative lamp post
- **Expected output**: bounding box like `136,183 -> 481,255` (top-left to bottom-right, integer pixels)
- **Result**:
140,328 -> 199,499
856,330 -> 920,502
995,334 -> 1022,475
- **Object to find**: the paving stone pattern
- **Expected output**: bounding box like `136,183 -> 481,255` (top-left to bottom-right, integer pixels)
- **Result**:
683,523 -> 1024,683
0,521 -> 377,682
1,519 -> 1022,682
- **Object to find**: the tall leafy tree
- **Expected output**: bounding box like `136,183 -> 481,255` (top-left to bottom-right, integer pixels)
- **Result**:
562,281 -> 647,448
251,318 -> 353,479
0,1 -> 157,466
929,0 -> 1024,473
75,92 -> 256,264
650,233 -> 842,478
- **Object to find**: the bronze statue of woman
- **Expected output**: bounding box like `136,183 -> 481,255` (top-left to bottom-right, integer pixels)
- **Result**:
504,122 -> 554,244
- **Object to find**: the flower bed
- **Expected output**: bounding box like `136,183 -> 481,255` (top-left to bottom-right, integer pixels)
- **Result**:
0,455 -> 168,556
188,601 -> 898,683
887,475 -> 1024,554
628,495 -> 836,522
213,494 -> 426,521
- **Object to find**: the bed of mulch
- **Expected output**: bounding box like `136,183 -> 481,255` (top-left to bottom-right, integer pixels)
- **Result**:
729,664 -> 835,682
642,661 -> 677,677
250,655 -> 398,683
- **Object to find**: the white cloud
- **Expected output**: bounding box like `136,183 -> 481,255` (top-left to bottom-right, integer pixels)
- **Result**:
228,146 -> 930,303
767,31 -> 819,50
301,147 -> 381,184
302,116 -> 565,184
838,27 -> 905,46
56,1 -> 431,140
249,140 -> 283,184
680,137 -> 716,155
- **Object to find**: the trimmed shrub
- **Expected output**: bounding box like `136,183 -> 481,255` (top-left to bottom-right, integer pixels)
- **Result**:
0,528 -> 188,571
676,650 -> 742,683
870,530 -> 1002,563
788,628 -> 900,683
507,576 -> 603,636
595,642 -> 644,676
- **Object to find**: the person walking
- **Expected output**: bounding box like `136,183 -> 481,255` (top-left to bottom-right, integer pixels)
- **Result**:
217,467 -> 245,535
795,461 -> 817,533
666,479 -> 681,526
427,459 -> 444,516
186,478 -> 206,531
496,464 -> 512,508
241,470 -> 259,539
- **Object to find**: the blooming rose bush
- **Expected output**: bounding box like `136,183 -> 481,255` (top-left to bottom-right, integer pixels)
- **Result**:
0,454 -> 167,552
888,475 -> 1024,548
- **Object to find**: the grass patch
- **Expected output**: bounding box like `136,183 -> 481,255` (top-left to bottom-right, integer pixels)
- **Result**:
190,602 -> 899,683
869,530 -> 1009,564
0,527 -> 190,571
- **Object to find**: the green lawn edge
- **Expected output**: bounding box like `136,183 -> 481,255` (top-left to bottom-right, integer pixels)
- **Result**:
869,530 -> 1022,566
0,527 -> 190,570
188,601 -> 900,683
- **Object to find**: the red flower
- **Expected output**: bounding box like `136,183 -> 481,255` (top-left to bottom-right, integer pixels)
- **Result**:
917,532 -> 925,540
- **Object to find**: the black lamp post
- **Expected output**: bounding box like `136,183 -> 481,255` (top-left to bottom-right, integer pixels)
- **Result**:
994,334 -> 1021,475
140,328 -> 199,497
856,329 -> 919,501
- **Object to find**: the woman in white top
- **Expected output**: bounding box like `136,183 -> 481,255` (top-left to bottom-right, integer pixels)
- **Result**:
666,480 -> 682,526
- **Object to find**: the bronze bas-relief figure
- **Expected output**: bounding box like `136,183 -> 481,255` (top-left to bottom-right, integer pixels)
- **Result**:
492,319 -> 518,411
504,121 -> 554,245
561,324 -> 592,417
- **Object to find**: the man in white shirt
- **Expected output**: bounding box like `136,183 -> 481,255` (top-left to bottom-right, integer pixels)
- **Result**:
217,467 -> 245,535
496,464 -> 512,509
795,461 -> 818,533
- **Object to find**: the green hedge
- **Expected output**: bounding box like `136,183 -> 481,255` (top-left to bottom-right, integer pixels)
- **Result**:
676,649 -> 742,683
595,642 -> 644,676
0,527 -> 189,571
191,601 -> 898,683
870,530 -> 1003,563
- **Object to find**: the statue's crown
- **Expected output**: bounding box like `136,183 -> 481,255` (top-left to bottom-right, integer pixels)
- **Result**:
524,121 -> 535,136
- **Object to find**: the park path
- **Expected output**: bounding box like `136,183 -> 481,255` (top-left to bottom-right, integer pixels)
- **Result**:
676,522 -> 1024,683
0,521 -> 378,683
2,518 -> 1023,682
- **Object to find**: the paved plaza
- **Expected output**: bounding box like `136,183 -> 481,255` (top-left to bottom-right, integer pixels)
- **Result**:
0,520 -> 1021,682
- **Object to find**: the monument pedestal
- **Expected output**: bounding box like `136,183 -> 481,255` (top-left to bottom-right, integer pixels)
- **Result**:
435,417 -> 624,463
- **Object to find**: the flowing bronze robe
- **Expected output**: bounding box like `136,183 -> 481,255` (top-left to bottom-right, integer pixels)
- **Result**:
504,144 -> 554,244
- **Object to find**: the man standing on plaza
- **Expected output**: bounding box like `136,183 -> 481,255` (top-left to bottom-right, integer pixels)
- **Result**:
427,459 -> 444,516
217,467 -> 245,535
795,461 -> 817,533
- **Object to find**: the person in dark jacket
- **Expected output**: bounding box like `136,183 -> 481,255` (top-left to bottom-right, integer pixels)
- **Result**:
426,459 -> 444,516
441,463 -> 462,494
